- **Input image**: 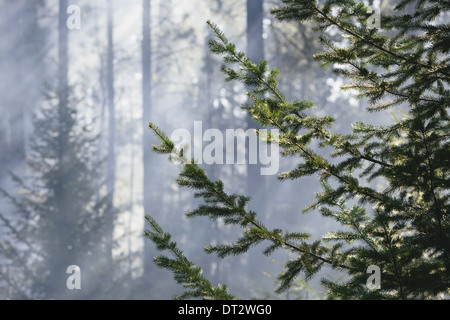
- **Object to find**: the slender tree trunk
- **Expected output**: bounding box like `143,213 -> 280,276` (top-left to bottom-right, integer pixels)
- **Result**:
11,2 -> 26,165
94,1 -> 107,202
48,0 -> 70,299
142,0 -> 153,276
246,0 -> 266,213
106,0 -> 116,266
0,5 -> 6,172
59,0 -> 69,111
203,33 -> 224,286
0,1 -> 27,170
245,0 -> 266,292
204,33 -> 215,179
128,129 -> 135,278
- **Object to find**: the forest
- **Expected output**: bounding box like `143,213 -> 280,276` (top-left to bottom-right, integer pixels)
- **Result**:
0,0 -> 448,300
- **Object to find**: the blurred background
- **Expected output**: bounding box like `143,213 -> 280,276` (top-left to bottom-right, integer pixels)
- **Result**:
0,0 -> 393,299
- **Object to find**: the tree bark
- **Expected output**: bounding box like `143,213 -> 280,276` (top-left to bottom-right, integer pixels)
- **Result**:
142,0 -> 153,276
106,0 -> 116,266
59,0 -> 69,111
245,0 -> 267,292
246,0 -> 266,214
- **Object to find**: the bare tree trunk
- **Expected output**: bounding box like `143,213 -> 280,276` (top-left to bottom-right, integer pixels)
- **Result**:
94,1 -> 107,202
245,0 -> 266,292
48,0 -> 70,299
0,1 -> 28,170
128,128 -> 135,277
59,0 -> 69,111
106,0 -> 116,267
142,0 -> 153,277
246,0 -> 266,214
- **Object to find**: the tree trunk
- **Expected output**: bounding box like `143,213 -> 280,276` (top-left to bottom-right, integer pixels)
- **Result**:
0,1 -> 27,171
245,0 -> 266,293
106,0 -> 116,267
58,0 -> 69,111
246,0 -> 266,214
142,0 -> 153,277
48,0 -> 70,299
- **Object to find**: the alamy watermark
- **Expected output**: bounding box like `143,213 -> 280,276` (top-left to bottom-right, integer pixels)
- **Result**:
66,265 -> 81,290
366,265 -> 381,290
366,5 -> 381,30
66,5 -> 81,30
170,121 -> 280,176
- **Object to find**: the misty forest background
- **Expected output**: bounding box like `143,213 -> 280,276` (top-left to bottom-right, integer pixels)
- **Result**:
0,0 -> 441,299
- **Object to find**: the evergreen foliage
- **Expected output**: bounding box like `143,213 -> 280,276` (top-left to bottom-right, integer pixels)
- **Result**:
145,216 -> 236,300
0,86 -> 109,299
145,0 -> 449,299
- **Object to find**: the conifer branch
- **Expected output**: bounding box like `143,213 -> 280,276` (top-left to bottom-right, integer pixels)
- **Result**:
144,216 -> 236,300
185,163 -> 357,272
146,1 -> 450,299
272,0 -> 450,78
322,40 -> 442,106
147,122 -> 359,290
0,213 -> 35,251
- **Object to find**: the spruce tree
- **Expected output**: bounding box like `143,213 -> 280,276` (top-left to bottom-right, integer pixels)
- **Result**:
0,0 -> 47,172
145,0 -> 449,300
0,85 -> 109,299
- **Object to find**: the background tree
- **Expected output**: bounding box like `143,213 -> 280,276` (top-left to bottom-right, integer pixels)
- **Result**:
139,0 -> 210,297
0,0 -> 47,175
142,0 -> 154,278
105,0 -> 117,271
246,0 -> 266,212
0,83 -> 110,299
0,0 -> 113,299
